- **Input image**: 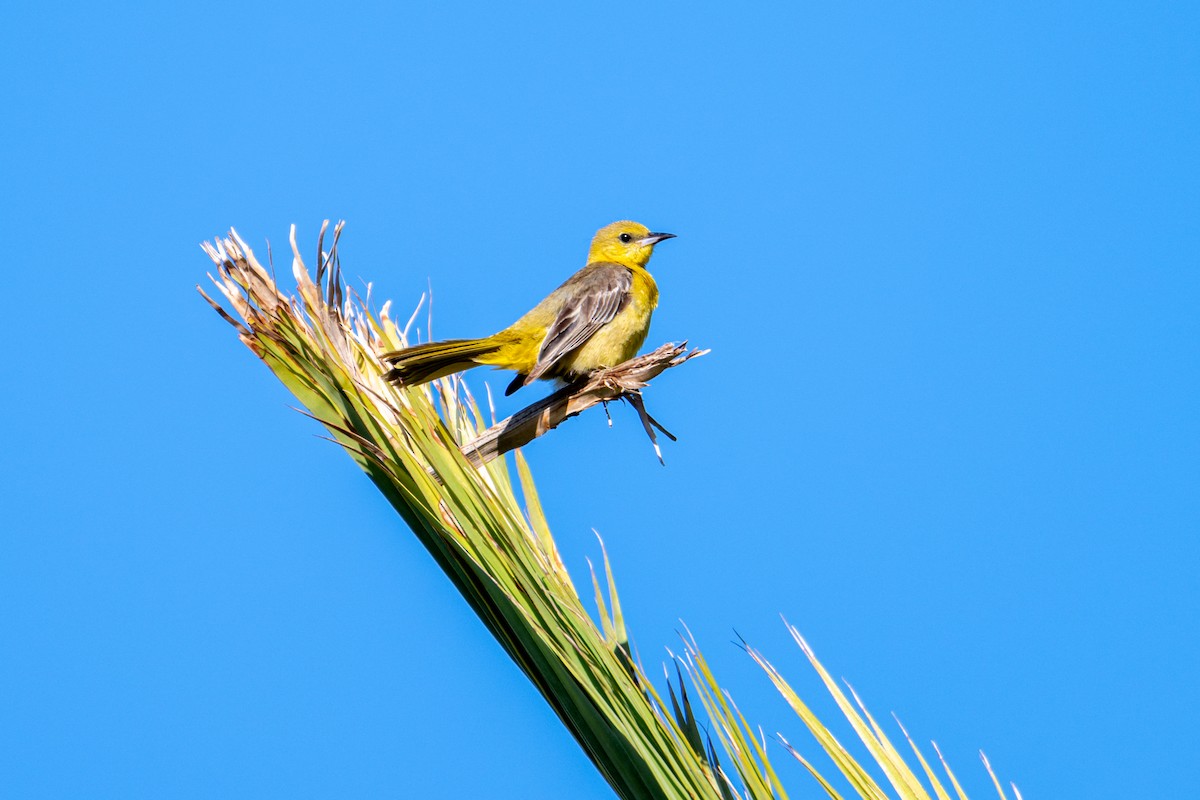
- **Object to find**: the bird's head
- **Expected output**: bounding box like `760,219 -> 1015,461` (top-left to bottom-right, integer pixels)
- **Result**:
587,220 -> 676,268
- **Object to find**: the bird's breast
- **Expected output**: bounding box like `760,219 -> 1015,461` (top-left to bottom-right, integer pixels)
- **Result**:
632,267 -> 659,311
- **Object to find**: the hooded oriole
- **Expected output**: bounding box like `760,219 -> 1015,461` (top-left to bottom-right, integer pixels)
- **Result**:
383,220 -> 675,396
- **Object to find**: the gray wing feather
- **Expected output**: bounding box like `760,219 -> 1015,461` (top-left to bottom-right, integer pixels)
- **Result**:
526,264 -> 632,383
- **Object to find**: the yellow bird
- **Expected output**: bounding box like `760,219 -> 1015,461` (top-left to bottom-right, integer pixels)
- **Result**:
383,220 -> 675,396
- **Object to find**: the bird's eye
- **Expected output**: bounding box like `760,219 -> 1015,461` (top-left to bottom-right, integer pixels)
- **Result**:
618,233 -> 633,243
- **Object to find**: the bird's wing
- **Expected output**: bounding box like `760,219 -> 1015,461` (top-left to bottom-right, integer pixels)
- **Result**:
525,263 -> 633,384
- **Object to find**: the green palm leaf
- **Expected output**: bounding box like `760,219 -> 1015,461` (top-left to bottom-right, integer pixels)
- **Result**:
200,223 -> 1016,800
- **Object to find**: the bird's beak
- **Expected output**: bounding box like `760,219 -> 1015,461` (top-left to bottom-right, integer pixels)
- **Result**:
641,232 -> 676,246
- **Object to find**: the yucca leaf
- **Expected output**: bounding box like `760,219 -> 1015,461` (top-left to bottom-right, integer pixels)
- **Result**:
202,224 -> 1013,800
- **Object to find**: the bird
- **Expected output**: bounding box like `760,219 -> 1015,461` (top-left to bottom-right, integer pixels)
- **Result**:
382,220 -> 675,396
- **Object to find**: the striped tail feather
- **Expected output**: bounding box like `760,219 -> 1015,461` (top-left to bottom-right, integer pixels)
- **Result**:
382,338 -> 499,386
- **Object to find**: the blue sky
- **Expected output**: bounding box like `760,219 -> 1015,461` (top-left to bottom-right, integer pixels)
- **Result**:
2,3 -> 1197,798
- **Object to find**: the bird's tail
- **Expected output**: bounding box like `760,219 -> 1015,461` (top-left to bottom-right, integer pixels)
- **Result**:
381,337 -> 500,386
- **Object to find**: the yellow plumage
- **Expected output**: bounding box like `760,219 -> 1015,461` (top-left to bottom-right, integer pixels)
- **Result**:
383,221 -> 673,395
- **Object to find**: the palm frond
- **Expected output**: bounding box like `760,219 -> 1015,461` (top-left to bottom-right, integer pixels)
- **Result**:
200,223 -> 1017,800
